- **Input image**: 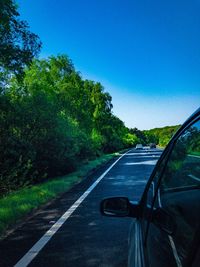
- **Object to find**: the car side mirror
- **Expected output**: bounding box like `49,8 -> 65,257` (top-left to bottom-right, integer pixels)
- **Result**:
100,197 -> 140,218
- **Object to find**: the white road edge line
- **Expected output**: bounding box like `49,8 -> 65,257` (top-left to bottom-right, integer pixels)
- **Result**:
14,149 -> 132,267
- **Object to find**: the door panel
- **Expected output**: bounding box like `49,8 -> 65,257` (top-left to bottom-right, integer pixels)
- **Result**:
145,119 -> 200,267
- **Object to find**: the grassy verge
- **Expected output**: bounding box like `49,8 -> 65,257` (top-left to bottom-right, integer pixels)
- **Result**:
0,152 -> 119,237
157,145 -> 165,149
189,151 -> 200,157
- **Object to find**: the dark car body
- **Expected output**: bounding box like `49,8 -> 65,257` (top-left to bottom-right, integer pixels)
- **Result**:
149,143 -> 156,149
101,108 -> 200,267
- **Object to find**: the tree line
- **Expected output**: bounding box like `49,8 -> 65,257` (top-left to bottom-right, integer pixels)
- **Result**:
129,125 -> 180,147
0,1 -> 179,196
1,53 -> 141,195
0,1 -> 139,195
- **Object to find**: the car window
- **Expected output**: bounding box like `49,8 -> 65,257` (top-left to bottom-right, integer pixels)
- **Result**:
160,123 -> 200,192
146,119 -> 200,267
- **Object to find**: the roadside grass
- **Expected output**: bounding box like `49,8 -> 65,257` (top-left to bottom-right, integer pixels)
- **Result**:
189,151 -> 200,157
157,145 -> 165,149
0,152 -> 119,237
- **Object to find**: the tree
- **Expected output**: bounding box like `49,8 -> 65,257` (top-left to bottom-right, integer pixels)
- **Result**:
142,125 -> 180,147
0,0 -> 41,78
129,127 -> 147,145
0,53 -> 136,195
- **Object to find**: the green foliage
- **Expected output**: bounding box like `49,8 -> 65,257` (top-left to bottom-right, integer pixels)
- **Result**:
1,1 -> 180,198
127,125 -> 180,147
0,0 -> 41,78
0,55 -> 132,195
0,50 -> 182,195
123,133 -> 138,147
129,127 -> 147,145
143,125 -> 181,147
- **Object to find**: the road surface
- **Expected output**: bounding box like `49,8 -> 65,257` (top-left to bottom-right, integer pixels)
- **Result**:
0,148 -> 162,267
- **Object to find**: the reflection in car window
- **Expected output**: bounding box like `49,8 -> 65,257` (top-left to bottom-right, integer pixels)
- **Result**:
146,119 -> 200,267
161,120 -> 200,192
159,119 -> 200,265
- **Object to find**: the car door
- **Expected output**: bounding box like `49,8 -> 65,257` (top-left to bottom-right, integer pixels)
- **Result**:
143,117 -> 200,267
128,142 -> 170,267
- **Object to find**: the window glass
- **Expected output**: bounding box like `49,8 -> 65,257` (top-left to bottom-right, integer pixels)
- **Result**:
161,120 -> 200,192
147,119 -> 200,267
141,153 -> 167,240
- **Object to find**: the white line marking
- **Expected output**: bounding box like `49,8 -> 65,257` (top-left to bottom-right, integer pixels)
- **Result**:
124,160 -> 158,166
188,174 -> 200,182
168,236 -> 183,267
188,154 -> 200,159
127,152 -> 162,156
157,188 -> 162,208
14,149 -> 131,267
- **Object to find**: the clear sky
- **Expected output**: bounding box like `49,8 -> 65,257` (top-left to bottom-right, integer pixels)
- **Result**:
18,0 -> 200,129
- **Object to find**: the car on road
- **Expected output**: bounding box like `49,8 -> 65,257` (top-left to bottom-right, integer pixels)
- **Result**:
136,144 -> 143,150
149,143 -> 156,149
100,108 -> 200,267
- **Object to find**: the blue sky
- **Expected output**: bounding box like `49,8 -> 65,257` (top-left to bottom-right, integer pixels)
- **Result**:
18,0 -> 200,129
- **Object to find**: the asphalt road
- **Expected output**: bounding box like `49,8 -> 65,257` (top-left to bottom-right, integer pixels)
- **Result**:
0,148 -> 162,267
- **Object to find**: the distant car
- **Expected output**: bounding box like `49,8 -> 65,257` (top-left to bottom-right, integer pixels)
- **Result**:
149,143 -> 156,149
100,107 -> 200,267
135,144 -> 143,150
